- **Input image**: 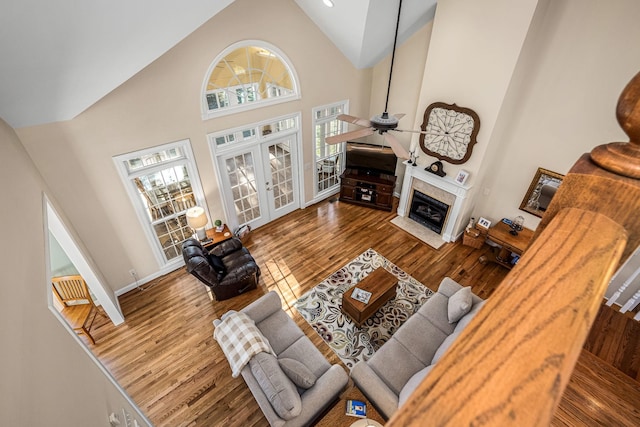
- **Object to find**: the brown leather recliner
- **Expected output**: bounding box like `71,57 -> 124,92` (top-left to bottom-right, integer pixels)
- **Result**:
182,237 -> 260,301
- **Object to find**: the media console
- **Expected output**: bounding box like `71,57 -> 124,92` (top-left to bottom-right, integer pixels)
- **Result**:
339,168 -> 397,211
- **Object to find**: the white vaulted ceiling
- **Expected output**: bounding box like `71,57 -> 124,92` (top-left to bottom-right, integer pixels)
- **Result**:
0,0 -> 436,128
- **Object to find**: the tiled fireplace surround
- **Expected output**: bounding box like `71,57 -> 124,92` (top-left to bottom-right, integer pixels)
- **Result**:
397,161 -> 473,243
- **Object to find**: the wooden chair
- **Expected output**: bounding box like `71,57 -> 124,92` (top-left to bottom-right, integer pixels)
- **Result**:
51,275 -> 104,345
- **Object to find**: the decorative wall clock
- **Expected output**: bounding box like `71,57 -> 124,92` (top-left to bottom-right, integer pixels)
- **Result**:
419,102 -> 480,164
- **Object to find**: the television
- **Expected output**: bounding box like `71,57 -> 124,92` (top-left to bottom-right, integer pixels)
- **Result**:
345,142 -> 397,176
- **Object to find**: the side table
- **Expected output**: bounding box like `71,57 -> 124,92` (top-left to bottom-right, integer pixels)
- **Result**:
314,383 -> 385,427
479,220 -> 533,269
202,224 -> 233,249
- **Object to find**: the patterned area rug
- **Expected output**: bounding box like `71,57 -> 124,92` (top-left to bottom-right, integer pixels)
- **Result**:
294,249 -> 433,369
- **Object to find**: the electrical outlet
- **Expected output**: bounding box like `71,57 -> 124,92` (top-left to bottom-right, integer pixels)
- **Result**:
129,269 -> 137,277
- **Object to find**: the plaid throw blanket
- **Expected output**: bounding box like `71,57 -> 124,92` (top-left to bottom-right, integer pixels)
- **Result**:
213,311 -> 273,378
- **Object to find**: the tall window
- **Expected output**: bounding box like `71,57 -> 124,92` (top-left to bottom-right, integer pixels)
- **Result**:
113,141 -> 207,268
202,41 -> 300,120
313,101 -> 348,196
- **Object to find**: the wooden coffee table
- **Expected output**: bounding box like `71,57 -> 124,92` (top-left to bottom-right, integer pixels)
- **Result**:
342,268 -> 398,327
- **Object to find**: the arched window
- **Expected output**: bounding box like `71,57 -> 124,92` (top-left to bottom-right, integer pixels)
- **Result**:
201,41 -> 300,120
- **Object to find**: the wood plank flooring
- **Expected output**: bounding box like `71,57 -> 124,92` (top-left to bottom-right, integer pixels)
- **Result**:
88,198 -> 640,426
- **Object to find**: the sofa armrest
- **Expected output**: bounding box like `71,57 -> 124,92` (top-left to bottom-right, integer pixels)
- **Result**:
436,277 -> 463,298
351,361 -> 398,420
241,363 -> 348,427
242,291 -> 283,324
296,365 -> 348,426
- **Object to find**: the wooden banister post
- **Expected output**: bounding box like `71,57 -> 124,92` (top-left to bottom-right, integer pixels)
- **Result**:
534,70 -> 640,266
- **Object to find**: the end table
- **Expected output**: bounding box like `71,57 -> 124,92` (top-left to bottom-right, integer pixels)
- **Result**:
203,224 -> 233,249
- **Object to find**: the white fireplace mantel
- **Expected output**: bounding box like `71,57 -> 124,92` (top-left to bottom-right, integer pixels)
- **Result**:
398,161 -> 473,242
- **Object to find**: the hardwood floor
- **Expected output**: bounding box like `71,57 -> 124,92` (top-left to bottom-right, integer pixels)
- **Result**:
89,198 -> 640,426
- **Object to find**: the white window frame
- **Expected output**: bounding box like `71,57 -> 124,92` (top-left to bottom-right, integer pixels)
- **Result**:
312,100 -> 349,200
201,40 -> 301,121
113,139 -> 208,271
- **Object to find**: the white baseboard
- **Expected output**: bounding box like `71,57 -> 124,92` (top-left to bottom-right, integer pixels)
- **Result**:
115,264 -> 183,296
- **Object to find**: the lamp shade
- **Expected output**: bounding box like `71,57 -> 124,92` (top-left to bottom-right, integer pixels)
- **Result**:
186,206 -> 208,229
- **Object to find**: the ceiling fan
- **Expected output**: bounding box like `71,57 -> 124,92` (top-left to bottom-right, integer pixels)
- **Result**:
325,0 -> 424,160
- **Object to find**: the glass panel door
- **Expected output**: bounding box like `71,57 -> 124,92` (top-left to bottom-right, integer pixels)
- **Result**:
216,135 -> 299,230
225,152 -> 263,226
264,137 -> 297,219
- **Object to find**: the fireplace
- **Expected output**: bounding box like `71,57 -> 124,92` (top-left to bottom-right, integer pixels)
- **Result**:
409,190 -> 450,234
397,161 -> 473,243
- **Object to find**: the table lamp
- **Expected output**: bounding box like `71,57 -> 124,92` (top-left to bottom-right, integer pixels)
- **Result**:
186,206 -> 208,240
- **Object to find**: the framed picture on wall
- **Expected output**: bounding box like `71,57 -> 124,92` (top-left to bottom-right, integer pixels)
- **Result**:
455,170 -> 470,185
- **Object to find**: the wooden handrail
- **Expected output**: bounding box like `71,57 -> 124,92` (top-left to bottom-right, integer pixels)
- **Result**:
388,208 -> 627,426
388,70 -> 640,426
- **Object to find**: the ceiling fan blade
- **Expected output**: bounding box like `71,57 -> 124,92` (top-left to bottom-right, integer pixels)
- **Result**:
393,113 -> 406,120
325,127 -> 375,145
337,114 -> 373,128
384,132 -> 410,160
395,128 -> 428,135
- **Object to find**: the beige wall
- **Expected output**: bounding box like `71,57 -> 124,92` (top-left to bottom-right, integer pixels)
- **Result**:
474,0 -> 640,229
0,117 -> 149,426
411,0 -> 539,177
17,0 -> 372,291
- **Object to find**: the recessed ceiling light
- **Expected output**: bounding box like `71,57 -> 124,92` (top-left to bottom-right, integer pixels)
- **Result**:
323,0 -> 334,7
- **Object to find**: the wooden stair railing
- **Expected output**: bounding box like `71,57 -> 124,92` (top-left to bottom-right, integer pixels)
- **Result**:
388,70 -> 640,426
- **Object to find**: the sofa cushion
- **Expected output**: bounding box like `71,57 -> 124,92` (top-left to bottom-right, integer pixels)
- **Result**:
277,335 -> 331,379
448,286 -> 472,323
255,310 -> 305,355
278,357 -> 316,389
417,292 -> 457,336
250,352 -> 302,420
368,337 -> 429,395
398,365 -> 434,407
431,330 -> 461,364
392,312 -> 449,366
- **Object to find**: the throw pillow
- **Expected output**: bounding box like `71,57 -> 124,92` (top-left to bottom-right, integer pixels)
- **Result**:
208,254 -> 227,278
448,286 -> 472,323
278,358 -> 316,389
250,352 -> 302,420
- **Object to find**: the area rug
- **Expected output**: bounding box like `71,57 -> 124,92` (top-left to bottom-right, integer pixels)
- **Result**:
294,249 -> 433,369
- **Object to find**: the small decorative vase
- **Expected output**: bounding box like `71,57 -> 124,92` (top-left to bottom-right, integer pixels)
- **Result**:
466,217 -> 475,232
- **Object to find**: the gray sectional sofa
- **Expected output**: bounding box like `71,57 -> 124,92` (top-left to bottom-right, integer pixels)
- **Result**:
214,291 -> 348,427
351,277 -> 485,419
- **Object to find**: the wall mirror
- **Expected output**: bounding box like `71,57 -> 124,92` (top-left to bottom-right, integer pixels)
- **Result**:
519,167 -> 564,218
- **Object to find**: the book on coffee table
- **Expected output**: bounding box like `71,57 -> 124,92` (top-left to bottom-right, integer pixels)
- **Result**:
351,287 -> 372,304
345,399 -> 367,418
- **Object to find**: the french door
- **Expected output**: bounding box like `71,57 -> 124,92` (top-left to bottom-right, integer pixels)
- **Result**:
211,115 -> 301,230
